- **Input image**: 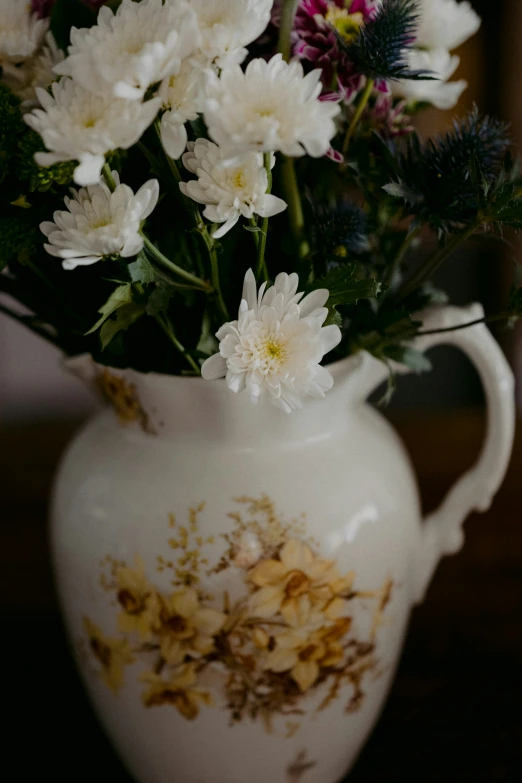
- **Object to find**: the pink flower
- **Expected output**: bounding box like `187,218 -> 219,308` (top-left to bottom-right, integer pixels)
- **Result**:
370,94 -> 413,138
293,0 -> 377,102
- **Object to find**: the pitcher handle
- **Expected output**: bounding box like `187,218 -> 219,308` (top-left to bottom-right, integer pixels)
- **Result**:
390,303 -> 515,603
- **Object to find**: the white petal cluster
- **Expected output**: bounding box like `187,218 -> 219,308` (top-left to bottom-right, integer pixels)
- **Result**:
158,57 -> 208,161
191,0 -> 274,69
180,139 -> 287,238
13,33 -> 65,110
54,0 -> 201,101
0,0 -> 48,61
25,79 -> 161,186
415,0 -> 481,52
393,0 -> 481,110
40,172 -> 159,270
202,269 -> 342,413
394,49 -> 467,111
204,54 -> 340,160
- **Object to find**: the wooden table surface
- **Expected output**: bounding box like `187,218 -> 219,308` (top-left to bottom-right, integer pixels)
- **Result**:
2,411 -> 522,782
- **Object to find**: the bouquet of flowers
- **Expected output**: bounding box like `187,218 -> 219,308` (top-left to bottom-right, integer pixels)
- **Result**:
1,0 -> 520,413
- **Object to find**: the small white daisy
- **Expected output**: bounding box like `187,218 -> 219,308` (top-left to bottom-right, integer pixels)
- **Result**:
0,0 -> 48,61
202,269 -> 342,413
24,78 -> 161,186
54,0 -> 201,100
204,54 -> 340,160
191,0 -> 274,69
40,172 -> 160,270
180,139 -> 287,238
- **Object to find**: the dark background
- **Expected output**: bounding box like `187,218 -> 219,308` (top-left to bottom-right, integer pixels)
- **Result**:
2,2 -> 522,781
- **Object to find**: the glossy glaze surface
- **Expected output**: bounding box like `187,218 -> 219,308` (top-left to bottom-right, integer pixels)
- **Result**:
51,306 -> 515,783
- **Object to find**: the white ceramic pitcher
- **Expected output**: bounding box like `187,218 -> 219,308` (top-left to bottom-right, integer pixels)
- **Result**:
51,303 -> 515,783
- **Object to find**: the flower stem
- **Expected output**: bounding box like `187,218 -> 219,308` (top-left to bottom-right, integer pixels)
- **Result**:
102,163 -> 117,191
383,224 -> 423,288
342,78 -> 374,157
417,312 -> 515,337
256,153 -> 272,281
396,218 -> 482,303
153,121 -> 229,320
141,233 -> 212,292
278,0 -> 300,62
155,313 -> 200,374
280,156 -> 310,259
248,217 -> 261,251
206,226 -> 230,322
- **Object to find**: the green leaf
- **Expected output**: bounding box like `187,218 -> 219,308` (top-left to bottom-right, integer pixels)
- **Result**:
307,265 -> 382,308
86,284 -> 134,335
146,283 -> 177,316
324,307 -> 343,327
100,302 -> 145,350
128,252 -> 156,285
384,344 -> 432,373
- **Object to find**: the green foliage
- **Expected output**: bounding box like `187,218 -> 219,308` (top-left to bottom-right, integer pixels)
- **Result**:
86,284 -> 146,350
16,128 -> 76,192
340,0 -> 429,81
0,86 -> 24,184
306,264 -> 382,327
0,214 -> 39,269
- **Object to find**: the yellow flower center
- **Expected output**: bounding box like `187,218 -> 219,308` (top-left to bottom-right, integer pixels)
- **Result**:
263,339 -> 286,362
231,170 -> 246,189
325,7 -> 364,42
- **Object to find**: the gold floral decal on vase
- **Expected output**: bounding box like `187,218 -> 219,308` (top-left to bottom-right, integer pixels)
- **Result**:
84,497 -> 392,728
95,368 -> 154,434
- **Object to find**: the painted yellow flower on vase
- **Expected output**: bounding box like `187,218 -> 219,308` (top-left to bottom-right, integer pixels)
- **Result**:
115,555 -> 162,639
264,617 -> 353,693
248,538 -> 354,627
84,617 -> 135,693
141,663 -> 213,721
159,586 -> 226,665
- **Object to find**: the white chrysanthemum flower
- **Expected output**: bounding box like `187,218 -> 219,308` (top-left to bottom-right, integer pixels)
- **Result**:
54,0 -> 201,100
0,0 -> 48,61
40,172 -> 159,270
392,49 -> 467,110
191,0 -> 273,69
158,56 -> 209,161
204,54 -> 340,160
179,139 -> 287,239
9,33 -> 65,110
202,269 -> 342,413
415,0 -> 481,52
24,78 -> 161,186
